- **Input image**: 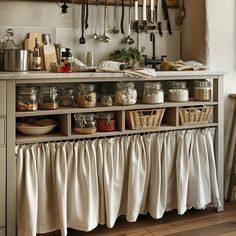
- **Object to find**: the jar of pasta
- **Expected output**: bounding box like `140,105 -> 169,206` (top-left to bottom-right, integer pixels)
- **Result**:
167,81 -> 189,102
193,80 -> 212,101
77,84 -> 96,108
97,112 -> 116,132
115,82 -> 137,106
16,86 -> 38,111
142,82 -> 164,104
38,86 -> 59,110
74,113 -> 97,134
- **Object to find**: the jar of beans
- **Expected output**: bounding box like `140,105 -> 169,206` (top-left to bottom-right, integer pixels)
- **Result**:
74,113 -> 97,134
97,112 -> 116,132
77,84 -> 96,108
16,86 -> 38,111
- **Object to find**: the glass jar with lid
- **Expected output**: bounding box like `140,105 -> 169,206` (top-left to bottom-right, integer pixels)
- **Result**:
115,82 -> 137,106
74,113 -> 97,134
38,86 -> 59,110
101,94 -> 113,107
16,86 -> 38,111
193,80 -> 212,101
142,82 -> 164,104
60,88 -> 76,107
167,81 -> 189,102
77,84 -> 96,108
97,112 -> 116,132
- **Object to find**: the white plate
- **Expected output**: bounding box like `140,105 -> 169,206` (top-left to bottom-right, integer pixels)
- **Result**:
16,123 -> 57,136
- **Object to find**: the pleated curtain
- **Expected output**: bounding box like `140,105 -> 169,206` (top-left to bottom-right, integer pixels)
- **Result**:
16,128 -> 221,236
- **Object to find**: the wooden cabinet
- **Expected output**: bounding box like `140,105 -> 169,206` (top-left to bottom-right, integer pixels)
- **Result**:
0,148 -> 6,228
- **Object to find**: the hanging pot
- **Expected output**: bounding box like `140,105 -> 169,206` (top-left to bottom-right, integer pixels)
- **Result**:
3,49 -> 30,71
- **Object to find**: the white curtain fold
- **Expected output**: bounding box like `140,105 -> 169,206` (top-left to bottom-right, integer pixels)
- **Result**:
16,128 -> 221,236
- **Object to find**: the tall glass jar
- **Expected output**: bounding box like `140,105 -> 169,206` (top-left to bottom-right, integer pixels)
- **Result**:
74,113 -> 97,134
16,87 -> 38,111
77,84 -> 97,108
97,112 -> 116,132
142,82 -> 164,104
38,86 -> 59,110
167,81 -> 189,102
193,80 -> 212,101
60,88 -> 76,107
115,82 -> 137,105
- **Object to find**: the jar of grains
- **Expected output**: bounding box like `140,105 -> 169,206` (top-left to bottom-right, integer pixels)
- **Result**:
97,112 -> 116,132
167,81 -> 189,102
38,86 -> 59,110
60,88 -> 76,107
77,84 -> 96,108
193,80 -> 212,101
101,94 -> 113,107
142,82 -> 164,104
74,113 -> 97,134
16,87 -> 38,111
115,82 -> 137,105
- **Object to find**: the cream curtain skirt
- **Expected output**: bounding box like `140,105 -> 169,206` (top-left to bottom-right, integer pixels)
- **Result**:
16,128 -> 221,236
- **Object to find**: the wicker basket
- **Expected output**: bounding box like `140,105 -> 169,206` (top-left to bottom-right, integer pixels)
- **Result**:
126,108 -> 165,130
179,106 -> 213,125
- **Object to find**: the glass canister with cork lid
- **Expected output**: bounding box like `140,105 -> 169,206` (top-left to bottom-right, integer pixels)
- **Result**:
38,86 -> 59,110
77,84 -> 97,108
167,81 -> 189,102
97,112 -> 116,132
142,82 -> 164,104
16,86 -> 38,111
193,80 -> 212,101
115,82 -> 137,105
74,113 -> 97,134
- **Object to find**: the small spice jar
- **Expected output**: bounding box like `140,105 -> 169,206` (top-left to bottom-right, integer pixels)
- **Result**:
101,94 -> 113,107
38,86 -> 59,110
77,84 -> 97,108
115,82 -> 137,106
16,87 -> 38,111
193,80 -> 212,101
74,113 -> 97,134
142,82 -> 164,104
167,81 -> 189,102
60,88 -> 76,107
97,112 -> 116,132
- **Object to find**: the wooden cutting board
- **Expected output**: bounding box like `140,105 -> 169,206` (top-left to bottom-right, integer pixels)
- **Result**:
43,44 -> 58,70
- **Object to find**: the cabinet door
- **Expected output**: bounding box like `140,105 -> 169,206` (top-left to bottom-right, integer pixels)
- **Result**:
0,148 -> 6,227
0,119 -> 5,145
0,81 -> 6,116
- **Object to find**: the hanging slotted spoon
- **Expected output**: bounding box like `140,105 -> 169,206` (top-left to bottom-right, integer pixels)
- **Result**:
108,0 -> 119,34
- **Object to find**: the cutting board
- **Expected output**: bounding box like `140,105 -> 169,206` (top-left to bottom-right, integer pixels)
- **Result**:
43,44 -> 58,70
24,32 -> 45,70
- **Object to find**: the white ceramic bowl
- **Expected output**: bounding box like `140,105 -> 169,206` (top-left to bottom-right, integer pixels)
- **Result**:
16,123 -> 57,136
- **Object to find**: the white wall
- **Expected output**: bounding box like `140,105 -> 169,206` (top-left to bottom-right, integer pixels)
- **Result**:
0,0 -> 180,65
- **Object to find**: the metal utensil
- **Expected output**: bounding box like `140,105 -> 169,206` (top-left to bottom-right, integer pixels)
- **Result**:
99,0 -> 111,43
93,0 -> 99,39
126,0 -> 134,45
120,0 -> 125,34
162,0 -> 172,34
79,0 -> 86,44
108,0 -> 119,34
85,0 -> 89,29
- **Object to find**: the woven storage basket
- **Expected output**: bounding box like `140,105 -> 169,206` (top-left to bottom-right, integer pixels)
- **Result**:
126,108 -> 165,130
179,106 -> 213,125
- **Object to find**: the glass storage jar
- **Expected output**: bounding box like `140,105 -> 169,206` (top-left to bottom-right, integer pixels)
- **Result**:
142,82 -> 164,104
115,82 -> 137,105
16,86 -> 38,111
167,81 -> 189,102
74,113 -> 97,134
101,94 -> 113,107
193,80 -> 212,101
60,88 -> 76,107
97,112 -> 116,132
38,86 -> 59,110
77,84 -> 96,108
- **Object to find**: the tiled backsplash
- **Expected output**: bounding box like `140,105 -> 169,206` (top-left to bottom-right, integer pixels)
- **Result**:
0,1 -> 180,66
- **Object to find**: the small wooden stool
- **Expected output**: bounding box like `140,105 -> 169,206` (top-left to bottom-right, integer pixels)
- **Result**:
227,94 -> 236,201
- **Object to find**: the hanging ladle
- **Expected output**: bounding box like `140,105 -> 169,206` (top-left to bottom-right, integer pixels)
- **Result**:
93,0 -> 99,39
126,0 -> 134,45
99,0 -> 111,43
108,0 -> 119,34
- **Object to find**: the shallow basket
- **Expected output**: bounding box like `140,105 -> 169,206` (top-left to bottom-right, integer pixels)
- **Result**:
179,106 -> 213,125
126,108 -> 165,130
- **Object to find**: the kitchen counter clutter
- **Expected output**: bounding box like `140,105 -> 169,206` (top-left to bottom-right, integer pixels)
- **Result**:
2,70 -> 224,236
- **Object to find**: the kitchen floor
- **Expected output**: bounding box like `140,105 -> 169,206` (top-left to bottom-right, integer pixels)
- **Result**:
39,201 -> 236,236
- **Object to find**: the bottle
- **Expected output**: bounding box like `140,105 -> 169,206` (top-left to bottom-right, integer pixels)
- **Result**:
32,37 -> 41,71
62,48 -> 72,73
